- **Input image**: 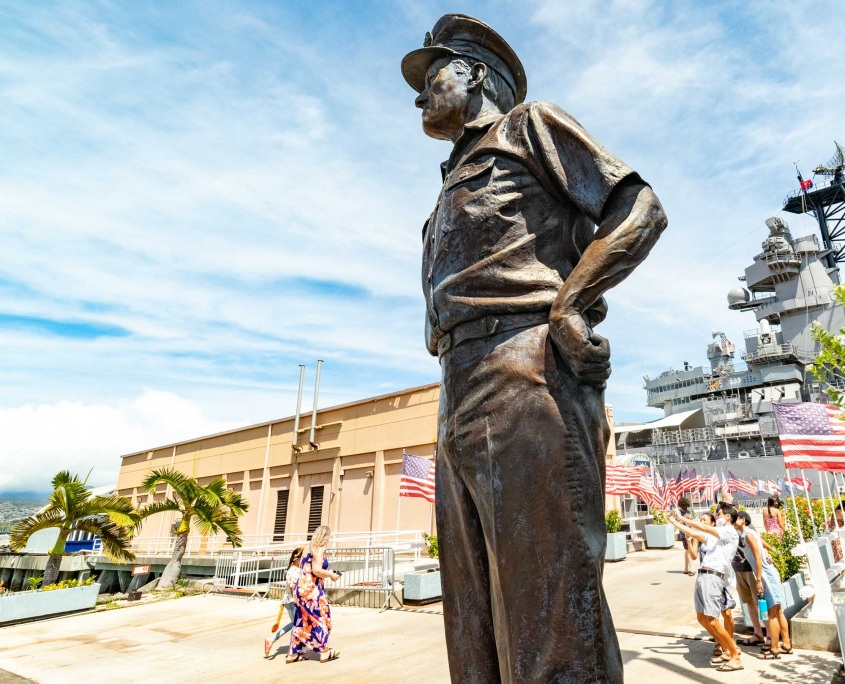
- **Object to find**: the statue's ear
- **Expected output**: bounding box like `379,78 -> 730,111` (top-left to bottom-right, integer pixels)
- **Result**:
468,62 -> 487,91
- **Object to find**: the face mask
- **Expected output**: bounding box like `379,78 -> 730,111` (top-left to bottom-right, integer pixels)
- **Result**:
716,518 -> 726,527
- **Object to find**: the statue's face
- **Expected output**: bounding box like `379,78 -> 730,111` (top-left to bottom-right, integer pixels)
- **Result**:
415,58 -> 471,141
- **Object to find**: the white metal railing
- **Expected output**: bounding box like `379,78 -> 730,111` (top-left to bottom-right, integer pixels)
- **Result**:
211,546 -> 402,610
92,529 -> 426,563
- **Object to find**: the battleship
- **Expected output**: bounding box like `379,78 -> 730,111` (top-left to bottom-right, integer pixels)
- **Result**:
616,143 -> 845,474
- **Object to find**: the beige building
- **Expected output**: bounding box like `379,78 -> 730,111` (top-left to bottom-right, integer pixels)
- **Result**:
117,383 -> 616,546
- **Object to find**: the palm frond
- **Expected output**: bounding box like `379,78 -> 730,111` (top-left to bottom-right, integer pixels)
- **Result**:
141,467 -> 198,499
200,478 -> 226,505
87,494 -> 138,528
221,489 -> 249,516
215,515 -> 244,547
73,517 -> 135,563
9,509 -> 65,551
51,470 -> 76,489
137,498 -> 181,519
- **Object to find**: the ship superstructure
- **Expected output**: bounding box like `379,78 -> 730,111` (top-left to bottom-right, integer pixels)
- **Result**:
617,147 -> 845,465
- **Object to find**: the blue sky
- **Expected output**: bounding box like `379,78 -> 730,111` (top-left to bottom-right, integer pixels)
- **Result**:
2,1 -> 844,492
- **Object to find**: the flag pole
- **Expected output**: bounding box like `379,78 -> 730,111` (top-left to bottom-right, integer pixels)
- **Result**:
827,472 -> 839,531
786,469 -> 806,546
819,470 -> 831,531
396,451 -> 405,544
800,468 -> 818,538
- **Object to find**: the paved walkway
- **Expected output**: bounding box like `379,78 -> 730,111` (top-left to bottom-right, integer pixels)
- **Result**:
0,544 -> 840,683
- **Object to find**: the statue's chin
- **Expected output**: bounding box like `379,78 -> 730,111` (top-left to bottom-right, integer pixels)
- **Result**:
422,120 -> 452,142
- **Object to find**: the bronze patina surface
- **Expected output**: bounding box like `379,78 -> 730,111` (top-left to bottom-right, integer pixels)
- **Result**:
402,14 -> 667,683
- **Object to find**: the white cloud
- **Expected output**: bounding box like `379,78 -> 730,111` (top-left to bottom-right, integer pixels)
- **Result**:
0,390 -> 242,493
1,0 -> 844,487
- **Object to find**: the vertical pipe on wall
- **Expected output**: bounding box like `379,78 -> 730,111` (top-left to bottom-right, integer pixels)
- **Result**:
158,446 -> 178,539
292,365 -> 306,454
309,360 -> 323,449
255,423 -> 273,537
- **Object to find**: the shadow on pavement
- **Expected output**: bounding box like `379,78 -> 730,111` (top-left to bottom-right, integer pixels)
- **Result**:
625,636 -> 841,683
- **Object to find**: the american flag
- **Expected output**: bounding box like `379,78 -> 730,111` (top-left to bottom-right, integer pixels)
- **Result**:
703,472 -> 719,502
605,464 -> 646,495
728,470 -> 757,496
630,473 -> 665,510
774,402 -> 845,471
399,453 -> 435,503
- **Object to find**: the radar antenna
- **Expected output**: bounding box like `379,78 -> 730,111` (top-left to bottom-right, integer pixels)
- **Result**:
812,141 -> 845,184
783,140 -> 845,273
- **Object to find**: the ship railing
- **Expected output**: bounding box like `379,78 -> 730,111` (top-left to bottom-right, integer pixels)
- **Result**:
741,343 -> 799,363
94,529 -> 426,563
784,176 -> 843,203
744,325 -> 781,339
651,427 -> 715,446
764,252 -> 801,268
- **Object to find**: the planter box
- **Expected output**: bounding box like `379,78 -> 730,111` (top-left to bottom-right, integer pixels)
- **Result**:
403,570 -> 441,602
0,584 -> 100,625
605,532 -> 627,562
645,524 -> 676,549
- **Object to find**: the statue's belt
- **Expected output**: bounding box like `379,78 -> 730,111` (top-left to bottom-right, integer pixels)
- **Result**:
437,311 -> 549,359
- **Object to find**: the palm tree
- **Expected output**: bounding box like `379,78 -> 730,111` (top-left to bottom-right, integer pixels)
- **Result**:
10,471 -> 137,586
137,468 -> 248,590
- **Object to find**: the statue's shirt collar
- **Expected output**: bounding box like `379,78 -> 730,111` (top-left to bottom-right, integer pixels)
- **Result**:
441,112 -> 503,180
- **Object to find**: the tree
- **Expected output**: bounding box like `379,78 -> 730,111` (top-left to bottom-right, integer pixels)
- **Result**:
808,285 -> 845,407
10,471 -> 136,586
137,468 -> 248,590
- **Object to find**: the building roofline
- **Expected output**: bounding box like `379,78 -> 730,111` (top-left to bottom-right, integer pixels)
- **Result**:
119,381 -> 441,459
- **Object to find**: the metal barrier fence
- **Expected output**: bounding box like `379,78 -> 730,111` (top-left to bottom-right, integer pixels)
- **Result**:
210,546 -> 401,611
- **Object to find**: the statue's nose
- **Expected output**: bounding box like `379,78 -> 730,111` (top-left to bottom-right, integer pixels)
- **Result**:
415,92 -> 427,109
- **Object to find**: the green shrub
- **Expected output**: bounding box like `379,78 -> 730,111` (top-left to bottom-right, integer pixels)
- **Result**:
422,532 -> 439,558
26,576 -> 42,591
762,528 -> 803,581
605,510 -> 623,533
40,577 -> 94,592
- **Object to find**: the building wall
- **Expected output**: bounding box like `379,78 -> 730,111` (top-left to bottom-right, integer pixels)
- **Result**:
117,383 -> 615,541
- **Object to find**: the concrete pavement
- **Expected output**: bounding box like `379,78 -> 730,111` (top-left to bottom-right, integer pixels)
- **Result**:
0,543 -> 840,683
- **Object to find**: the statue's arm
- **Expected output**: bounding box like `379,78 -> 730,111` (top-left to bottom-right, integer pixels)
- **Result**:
556,179 -> 666,314
549,179 -> 667,386
517,102 -> 667,386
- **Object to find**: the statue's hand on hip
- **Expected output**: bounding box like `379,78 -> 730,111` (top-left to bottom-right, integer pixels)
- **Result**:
549,304 -> 611,388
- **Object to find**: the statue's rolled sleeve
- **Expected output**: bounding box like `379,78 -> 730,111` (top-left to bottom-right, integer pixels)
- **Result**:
526,102 -> 641,224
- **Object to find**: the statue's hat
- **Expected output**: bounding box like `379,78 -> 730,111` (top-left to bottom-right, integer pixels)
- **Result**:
401,14 -> 527,105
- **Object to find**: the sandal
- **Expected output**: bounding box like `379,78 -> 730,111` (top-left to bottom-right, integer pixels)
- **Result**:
712,646 -> 722,657
716,663 -> 745,672
710,655 -> 729,665
780,646 -> 793,654
286,654 -> 306,664
756,651 -> 779,660
321,649 -> 340,663
264,638 -> 272,658
739,636 -> 765,646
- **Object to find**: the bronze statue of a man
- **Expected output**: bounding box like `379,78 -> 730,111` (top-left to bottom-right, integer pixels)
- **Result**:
402,14 -> 667,683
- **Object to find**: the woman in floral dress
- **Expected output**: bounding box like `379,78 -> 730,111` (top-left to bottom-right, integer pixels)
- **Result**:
287,525 -> 341,664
